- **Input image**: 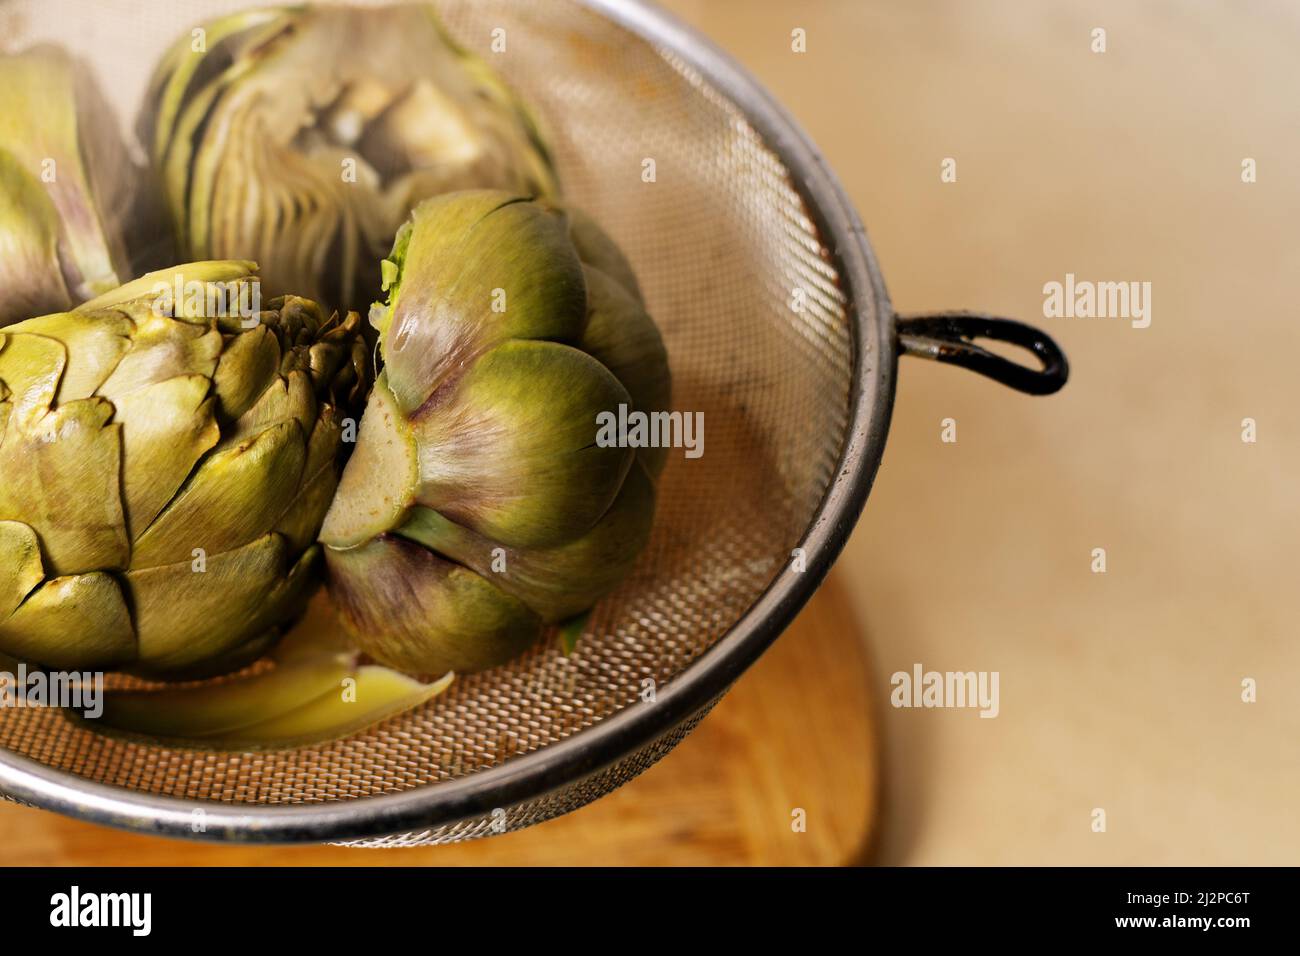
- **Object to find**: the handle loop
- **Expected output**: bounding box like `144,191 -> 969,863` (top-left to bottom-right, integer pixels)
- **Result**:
897,311 -> 1069,395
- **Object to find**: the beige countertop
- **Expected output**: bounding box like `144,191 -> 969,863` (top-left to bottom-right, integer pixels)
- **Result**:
661,0 -> 1300,864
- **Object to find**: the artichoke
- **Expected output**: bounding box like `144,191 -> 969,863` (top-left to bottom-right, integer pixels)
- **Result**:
321,191 -> 669,674
141,3 -> 556,314
0,46 -> 136,326
0,261 -> 368,679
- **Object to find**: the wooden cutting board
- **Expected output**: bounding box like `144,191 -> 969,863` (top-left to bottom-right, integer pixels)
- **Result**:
0,573 -> 878,866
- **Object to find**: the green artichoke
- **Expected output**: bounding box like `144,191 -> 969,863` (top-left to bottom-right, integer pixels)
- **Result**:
141,3 -> 556,314
0,46 -> 136,326
321,191 -> 669,674
0,261 -> 368,679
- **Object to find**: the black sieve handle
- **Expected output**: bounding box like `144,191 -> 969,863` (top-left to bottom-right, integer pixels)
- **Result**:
896,311 -> 1069,395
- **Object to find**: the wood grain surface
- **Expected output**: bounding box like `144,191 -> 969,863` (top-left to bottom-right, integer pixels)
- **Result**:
0,574 -> 878,866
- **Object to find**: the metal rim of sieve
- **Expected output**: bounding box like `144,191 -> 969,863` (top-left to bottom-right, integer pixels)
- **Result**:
0,0 -> 1066,843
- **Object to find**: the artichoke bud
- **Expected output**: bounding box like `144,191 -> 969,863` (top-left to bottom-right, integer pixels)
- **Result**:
0,46 -> 138,326
141,3 -> 558,314
0,262 -> 370,678
321,191 -> 671,675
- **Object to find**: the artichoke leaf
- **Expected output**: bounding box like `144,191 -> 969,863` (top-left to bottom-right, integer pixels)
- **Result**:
0,572 -> 135,670
98,651 -> 354,739
126,532 -> 291,674
225,369 -> 317,449
130,417 -> 306,569
111,375 -> 220,537
320,373 -> 418,549
580,265 -> 671,478
143,8 -> 289,169
223,667 -> 452,749
412,339 -> 633,550
565,205 -> 644,305
0,330 -> 66,423
0,520 -> 43,620
0,397 -> 128,575
94,310 -> 224,401
275,416 -> 346,555
212,322 -> 283,423
376,192 -> 587,414
400,461 -> 656,624
77,260 -> 258,314
2,310 -> 133,403
326,536 -> 541,675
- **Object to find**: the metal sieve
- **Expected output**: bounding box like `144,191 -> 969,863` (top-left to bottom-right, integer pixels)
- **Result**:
0,0 -> 1067,845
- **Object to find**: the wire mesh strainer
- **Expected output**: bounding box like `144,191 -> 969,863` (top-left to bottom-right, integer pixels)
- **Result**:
0,0 -> 1066,845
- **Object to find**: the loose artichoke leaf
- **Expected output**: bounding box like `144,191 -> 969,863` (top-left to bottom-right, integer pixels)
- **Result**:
0,572 -> 135,670
77,260 -> 258,314
110,375 -> 220,537
95,652 -> 355,739
126,532 -> 290,673
0,397 -> 129,576
3,310 -> 132,403
377,191 -> 588,414
219,667 -> 453,749
0,148 -> 74,326
399,461 -> 656,624
580,266 -> 672,478
320,374 -> 418,549
326,535 -> 541,675
0,520 -> 43,620
130,417 -> 307,569
412,338 -> 634,550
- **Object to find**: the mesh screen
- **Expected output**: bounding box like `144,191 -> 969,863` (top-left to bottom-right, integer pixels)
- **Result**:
0,0 -> 858,842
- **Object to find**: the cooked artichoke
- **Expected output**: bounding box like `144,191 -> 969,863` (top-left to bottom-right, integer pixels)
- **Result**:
0,262 -> 368,679
321,191 -> 669,674
141,3 -> 556,314
0,46 -> 136,326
